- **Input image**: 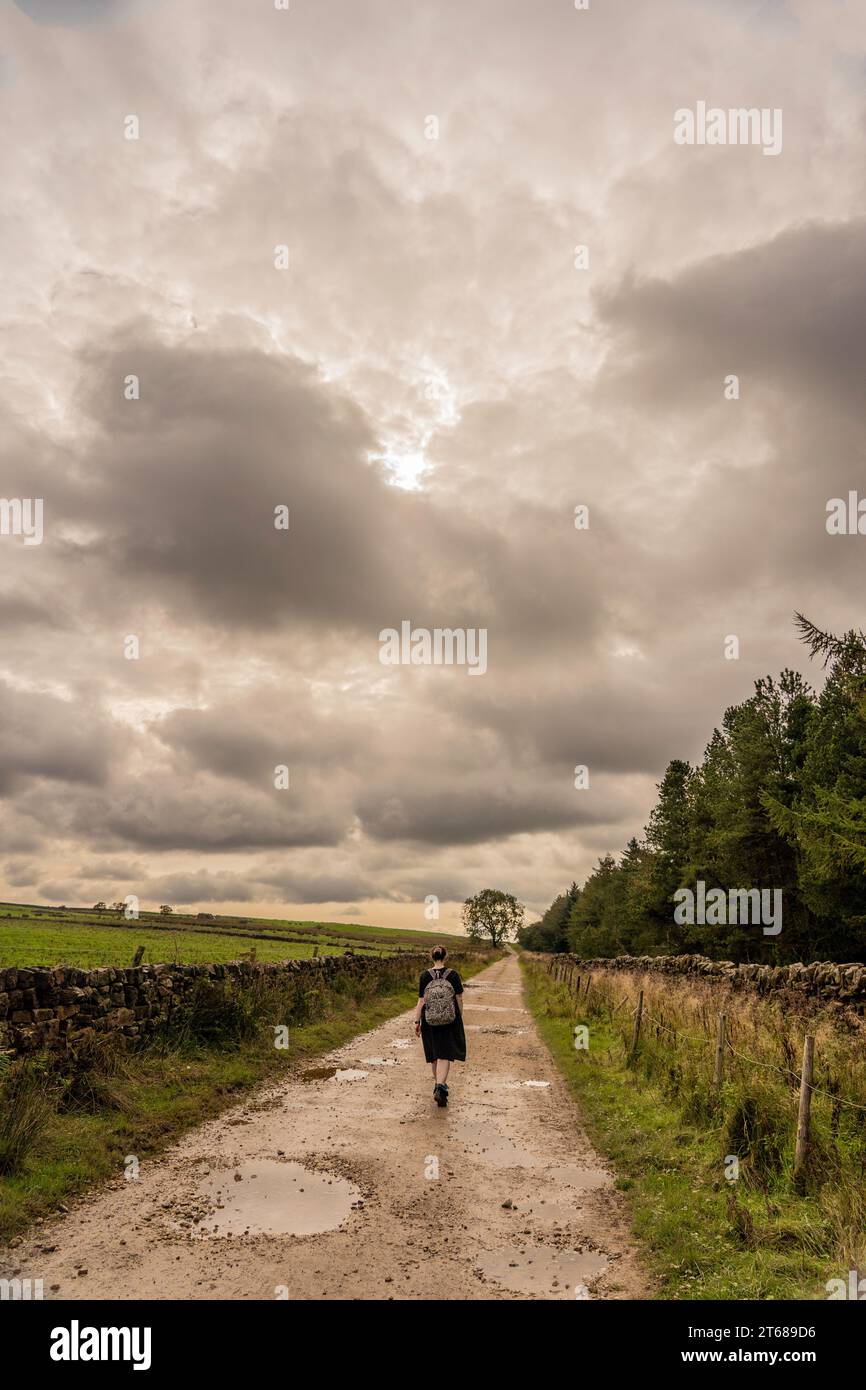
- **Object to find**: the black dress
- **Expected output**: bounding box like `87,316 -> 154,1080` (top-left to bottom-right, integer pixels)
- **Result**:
419,968 -> 466,1063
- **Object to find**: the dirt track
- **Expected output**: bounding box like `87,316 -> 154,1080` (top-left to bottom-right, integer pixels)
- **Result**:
3,954 -> 646,1300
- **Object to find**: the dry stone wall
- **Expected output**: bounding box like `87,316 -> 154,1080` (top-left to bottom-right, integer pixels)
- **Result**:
555,952 -> 866,1015
0,952 -> 441,1057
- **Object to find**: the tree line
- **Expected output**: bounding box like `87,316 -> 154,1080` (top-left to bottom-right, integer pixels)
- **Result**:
520,615 -> 866,964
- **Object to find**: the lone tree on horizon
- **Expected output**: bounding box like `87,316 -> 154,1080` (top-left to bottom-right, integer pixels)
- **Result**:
461,888 -> 525,947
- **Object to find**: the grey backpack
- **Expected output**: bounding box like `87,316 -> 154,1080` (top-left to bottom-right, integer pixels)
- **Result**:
424,968 -> 456,1026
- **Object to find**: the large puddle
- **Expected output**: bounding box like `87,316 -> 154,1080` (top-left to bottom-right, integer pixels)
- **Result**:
194,1161 -> 360,1237
476,1247 -> 607,1297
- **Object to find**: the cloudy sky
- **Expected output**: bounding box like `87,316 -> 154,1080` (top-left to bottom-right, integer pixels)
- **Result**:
0,0 -> 864,932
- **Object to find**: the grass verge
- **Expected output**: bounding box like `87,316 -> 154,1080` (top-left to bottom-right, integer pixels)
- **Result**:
521,958 -> 865,1300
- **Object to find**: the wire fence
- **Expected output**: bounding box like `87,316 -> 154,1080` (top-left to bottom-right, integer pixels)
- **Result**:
543,956 -> 866,1180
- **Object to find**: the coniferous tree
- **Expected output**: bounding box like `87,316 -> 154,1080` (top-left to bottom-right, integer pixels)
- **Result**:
532,615 -> 866,965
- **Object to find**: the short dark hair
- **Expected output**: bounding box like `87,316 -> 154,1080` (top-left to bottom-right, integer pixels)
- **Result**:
431,944 -> 447,961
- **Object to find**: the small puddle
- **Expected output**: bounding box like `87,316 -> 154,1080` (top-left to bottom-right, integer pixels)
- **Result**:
195,1161 -> 360,1237
476,1247 -> 607,1297
300,1066 -> 369,1083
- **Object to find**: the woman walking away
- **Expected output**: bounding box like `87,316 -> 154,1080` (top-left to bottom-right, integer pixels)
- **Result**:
414,945 -> 465,1107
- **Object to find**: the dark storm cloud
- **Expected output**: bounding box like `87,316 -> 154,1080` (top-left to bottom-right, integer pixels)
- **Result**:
89,776 -> 347,853
597,219 -> 866,419
0,589 -> 66,629
57,332 -> 585,652
18,326 -> 614,677
3,860 -> 36,887
155,693 -> 368,780
0,817 -> 44,855
258,868 -> 378,904
0,682 -> 115,794
37,881 -> 77,900
148,676 -> 625,853
356,784 -> 586,846
69,339 -> 404,632
72,859 -> 142,880
588,218 -> 866,621
449,677 -> 714,779
144,871 -> 258,905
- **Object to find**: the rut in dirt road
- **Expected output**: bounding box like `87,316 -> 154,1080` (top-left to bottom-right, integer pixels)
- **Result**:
2,954 -> 646,1300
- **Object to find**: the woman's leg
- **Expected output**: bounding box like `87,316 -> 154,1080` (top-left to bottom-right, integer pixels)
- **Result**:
435,1059 -> 451,1085
430,1062 -> 438,1084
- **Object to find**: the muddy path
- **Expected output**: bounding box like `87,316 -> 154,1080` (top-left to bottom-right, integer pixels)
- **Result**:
2,954 -> 646,1300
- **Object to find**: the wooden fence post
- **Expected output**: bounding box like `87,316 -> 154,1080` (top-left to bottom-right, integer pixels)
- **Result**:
131,945 -> 145,967
793,1035 -> 815,1190
713,1013 -> 726,1093
628,990 -> 644,1065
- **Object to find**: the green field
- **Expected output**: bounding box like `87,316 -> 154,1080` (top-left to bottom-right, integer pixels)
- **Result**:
0,902 -> 464,969
0,922 -> 346,968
